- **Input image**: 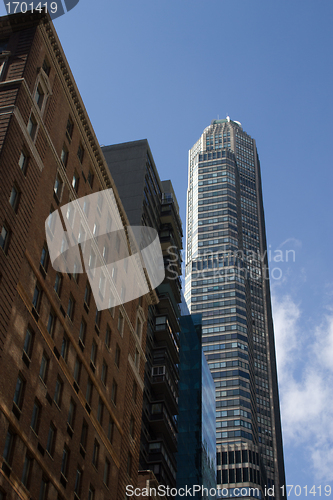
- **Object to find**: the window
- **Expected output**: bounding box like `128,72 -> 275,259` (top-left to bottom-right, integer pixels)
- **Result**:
97,398 -> 104,424
84,282 -> 91,308
60,335 -> 69,361
18,150 -> 28,174
90,340 -> 97,366
79,319 -> 86,346
47,310 -> 56,336
9,185 -> 20,212
30,400 -> 41,434
3,429 -> 15,466
0,224 -> 10,254
66,116 -> 74,140
88,485 -> 95,500
72,171 -> 79,192
39,353 -> 49,383
136,318 -> 142,339
87,169 -> 94,188
60,145 -> 68,167
86,377 -> 93,406
32,283 -> 42,312
46,423 -> 56,456
21,454 -> 33,488
105,324 -> 111,349
108,417 -> 114,443
134,348 -> 140,369
95,309 -> 101,330
54,377 -> 63,407
54,173 -> 63,200
74,467 -> 82,497
38,477 -> 49,500
92,440 -> 99,469
111,379 -> 117,405
23,327 -> 34,359
27,114 -> 37,140
67,399 -> 76,429
117,311 -> 124,335
74,357 -> 82,385
80,421 -> 88,451
129,415 -> 135,439
115,344 -> 120,368
35,84 -> 44,109
54,272 -> 62,296
40,244 -> 49,271
13,373 -> 25,410
77,144 -> 84,163
103,458 -> 110,487
42,58 -> 50,76
61,446 -> 70,478
67,294 -> 75,321
101,360 -> 108,386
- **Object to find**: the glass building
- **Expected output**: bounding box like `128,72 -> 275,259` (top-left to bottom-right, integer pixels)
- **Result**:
185,118 -> 286,499
177,312 -> 216,499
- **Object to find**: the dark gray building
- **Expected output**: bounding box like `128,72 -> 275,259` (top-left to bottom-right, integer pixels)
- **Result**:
102,140 -> 182,488
185,119 -> 286,499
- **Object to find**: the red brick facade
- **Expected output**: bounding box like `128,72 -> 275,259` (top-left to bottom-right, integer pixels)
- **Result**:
0,11 -> 155,500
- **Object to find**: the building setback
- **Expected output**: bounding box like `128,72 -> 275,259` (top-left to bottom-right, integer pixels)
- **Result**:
185,118 -> 286,499
102,140 -> 183,489
0,11 -> 154,500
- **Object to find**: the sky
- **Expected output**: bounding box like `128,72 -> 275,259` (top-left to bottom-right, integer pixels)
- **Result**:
2,0 -> 332,496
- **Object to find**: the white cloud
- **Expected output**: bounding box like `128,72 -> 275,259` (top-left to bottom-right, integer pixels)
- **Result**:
272,293 -> 333,482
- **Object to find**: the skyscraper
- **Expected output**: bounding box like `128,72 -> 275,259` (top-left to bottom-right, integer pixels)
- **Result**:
185,118 -> 286,499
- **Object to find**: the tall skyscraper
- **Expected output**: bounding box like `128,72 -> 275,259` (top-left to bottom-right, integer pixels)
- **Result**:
185,118 -> 286,499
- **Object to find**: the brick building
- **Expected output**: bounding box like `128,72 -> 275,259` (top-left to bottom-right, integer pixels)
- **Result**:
0,11 -> 155,500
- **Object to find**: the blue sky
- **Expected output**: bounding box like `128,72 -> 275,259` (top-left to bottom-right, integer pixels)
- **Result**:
2,0 -> 332,495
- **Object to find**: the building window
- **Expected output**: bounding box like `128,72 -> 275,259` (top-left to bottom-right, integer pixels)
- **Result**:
32,283 -> 42,312
60,145 -> 68,167
115,344 -> 120,368
87,169 -> 94,188
42,58 -> 50,76
67,399 -> 76,430
66,116 -> 74,140
23,327 -> 34,360
95,309 -> 101,330
136,318 -> 142,339
74,467 -> 82,497
46,423 -> 56,456
72,171 -> 79,192
27,114 -> 37,140
54,272 -> 62,296
80,420 -> 88,451
54,173 -> 63,201
134,348 -> 140,369
74,357 -> 82,385
39,353 -> 49,383
40,244 -> 49,272
47,309 -> 56,336
92,440 -> 99,469
86,377 -> 93,406
67,294 -> 75,321
105,324 -> 111,349
18,150 -> 28,174
90,340 -> 97,367
103,458 -> 110,487
30,400 -> 41,434
97,398 -> 104,424
108,417 -> 114,443
13,373 -> 25,410
60,335 -> 69,361
77,144 -> 84,163
21,454 -> 33,488
117,311 -> 124,335
111,379 -> 117,406
129,415 -> 135,439
79,319 -> 86,346
84,282 -> 91,308
61,445 -> 70,479
88,486 -> 95,500
0,224 -> 10,254
101,360 -> 108,386
35,84 -> 44,109
54,377 -> 63,407
9,185 -> 20,213
38,477 -> 49,500
3,429 -> 15,466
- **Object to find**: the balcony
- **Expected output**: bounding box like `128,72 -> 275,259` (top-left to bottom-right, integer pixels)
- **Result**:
160,197 -> 183,247
148,402 -> 178,452
154,317 -> 179,364
151,362 -> 179,415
